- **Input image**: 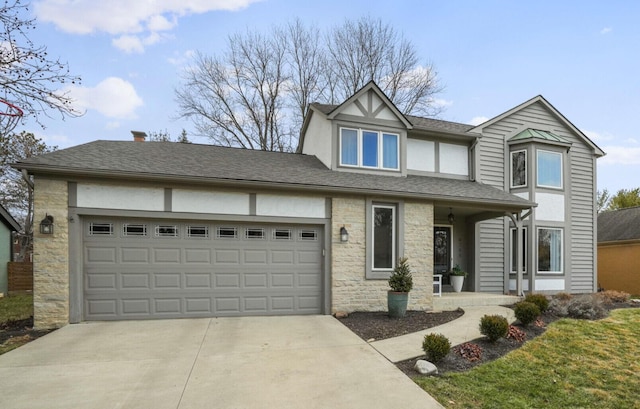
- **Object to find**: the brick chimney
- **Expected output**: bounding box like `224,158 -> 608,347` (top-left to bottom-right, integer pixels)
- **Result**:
131,131 -> 147,142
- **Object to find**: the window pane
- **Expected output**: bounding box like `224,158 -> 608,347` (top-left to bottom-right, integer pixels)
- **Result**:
341,129 -> 358,166
362,131 -> 378,167
511,151 -> 526,187
537,151 -> 562,188
382,133 -> 398,169
373,206 -> 394,269
538,228 -> 562,272
511,228 -> 527,273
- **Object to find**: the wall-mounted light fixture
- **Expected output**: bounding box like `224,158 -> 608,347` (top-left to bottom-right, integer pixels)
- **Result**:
40,214 -> 54,234
340,226 -> 349,243
448,208 -> 455,225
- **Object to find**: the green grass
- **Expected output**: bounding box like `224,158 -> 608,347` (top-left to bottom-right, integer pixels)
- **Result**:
416,309 -> 640,409
0,293 -> 33,322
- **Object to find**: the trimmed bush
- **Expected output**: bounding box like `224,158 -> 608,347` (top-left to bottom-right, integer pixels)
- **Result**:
422,333 -> 451,363
596,290 -> 630,304
566,294 -> 607,320
479,314 -> 509,342
525,293 -> 549,313
514,301 -> 540,326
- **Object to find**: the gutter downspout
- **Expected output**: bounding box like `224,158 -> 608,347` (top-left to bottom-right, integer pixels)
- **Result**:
21,169 -> 33,189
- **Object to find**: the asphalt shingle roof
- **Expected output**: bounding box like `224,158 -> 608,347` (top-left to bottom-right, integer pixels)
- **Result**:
598,206 -> 640,242
14,141 -> 533,209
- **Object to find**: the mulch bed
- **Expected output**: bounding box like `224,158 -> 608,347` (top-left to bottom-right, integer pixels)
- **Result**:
338,301 -> 639,377
0,317 -> 53,349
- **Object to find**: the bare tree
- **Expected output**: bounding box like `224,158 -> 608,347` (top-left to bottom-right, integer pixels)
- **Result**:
0,131 -> 56,260
326,16 -> 443,116
0,0 -> 82,135
175,17 -> 443,152
147,129 -> 191,143
176,30 -> 291,151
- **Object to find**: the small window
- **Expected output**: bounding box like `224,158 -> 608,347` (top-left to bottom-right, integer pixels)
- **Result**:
372,205 -> 396,270
537,150 -> 562,188
299,230 -> 318,241
187,226 -> 209,238
89,223 -> 113,235
123,224 -> 147,237
245,228 -> 265,240
216,227 -> 237,239
155,225 -> 178,237
339,127 -> 399,170
273,229 -> 292,240
510,227 -> 527,274
511,150 -> 527,188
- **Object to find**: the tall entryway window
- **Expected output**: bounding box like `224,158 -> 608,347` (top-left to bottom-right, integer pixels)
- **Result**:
434,226 -> 452,282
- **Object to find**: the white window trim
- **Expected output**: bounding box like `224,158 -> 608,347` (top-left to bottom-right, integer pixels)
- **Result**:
510,227 -> 527,274
536,149 -> 563,189
339,127 -> 400,171
510,149 -> 527,189
371,204 -> 397,272
537,227 -> 563,275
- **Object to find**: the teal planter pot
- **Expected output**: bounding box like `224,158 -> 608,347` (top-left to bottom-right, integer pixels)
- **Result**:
388,291 -> 409,318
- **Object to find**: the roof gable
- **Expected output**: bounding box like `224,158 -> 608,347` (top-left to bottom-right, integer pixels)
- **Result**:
471,95 -> 604,157
327,81 -> 412,129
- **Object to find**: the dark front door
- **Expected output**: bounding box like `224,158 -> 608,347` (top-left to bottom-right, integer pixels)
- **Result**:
434,226 -> 451,283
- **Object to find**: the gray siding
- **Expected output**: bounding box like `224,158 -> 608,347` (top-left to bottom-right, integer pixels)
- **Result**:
476,101 -> 597,293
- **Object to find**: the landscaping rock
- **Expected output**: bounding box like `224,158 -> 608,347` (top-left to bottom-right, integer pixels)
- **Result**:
334,311 -> 349,319
414,359 -> 438,375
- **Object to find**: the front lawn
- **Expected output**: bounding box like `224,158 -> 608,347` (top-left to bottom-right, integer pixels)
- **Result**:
416,308 -> 640,408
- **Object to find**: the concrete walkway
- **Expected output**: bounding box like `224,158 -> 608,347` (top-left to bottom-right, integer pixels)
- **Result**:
370,306 -> 516,363
0,316 -> 444,409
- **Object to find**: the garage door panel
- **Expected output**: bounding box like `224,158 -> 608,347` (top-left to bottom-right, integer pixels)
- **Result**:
121,248 -> 150,263
86,247 -> 117,263
154,248 -> 181,263
84,219 -> 323,320
214,249 -> 240,264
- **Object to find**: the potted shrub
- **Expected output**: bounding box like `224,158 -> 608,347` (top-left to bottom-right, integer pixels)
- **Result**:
388,257 -> 413,318
450,264 -> 467,293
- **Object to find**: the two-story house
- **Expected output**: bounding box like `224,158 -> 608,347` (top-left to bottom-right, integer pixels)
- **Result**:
15,81 -> 603,329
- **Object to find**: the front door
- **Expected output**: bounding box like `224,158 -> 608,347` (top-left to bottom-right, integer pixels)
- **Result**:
434,226 -> 452,283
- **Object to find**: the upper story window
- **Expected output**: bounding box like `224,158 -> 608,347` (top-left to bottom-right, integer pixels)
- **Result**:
340,127 -> 399,170
511,150 -> 527,188
537,150 -> 562,189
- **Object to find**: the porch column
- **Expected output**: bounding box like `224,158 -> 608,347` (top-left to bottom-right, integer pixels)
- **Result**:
507,210 -> 531,296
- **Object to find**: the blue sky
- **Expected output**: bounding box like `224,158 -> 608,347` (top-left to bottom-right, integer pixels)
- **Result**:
15,0 -> 640,193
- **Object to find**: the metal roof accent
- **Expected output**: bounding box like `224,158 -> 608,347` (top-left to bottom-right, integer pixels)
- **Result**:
509,128 -> 572,145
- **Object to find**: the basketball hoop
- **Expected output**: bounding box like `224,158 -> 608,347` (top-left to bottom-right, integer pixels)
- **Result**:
0,98 -> 24,136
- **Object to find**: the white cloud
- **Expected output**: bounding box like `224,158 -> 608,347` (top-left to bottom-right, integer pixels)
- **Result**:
469,116 -> 489,126
584,130 -> 615,142
599,146 -> 640,165
433,98 -> 453,108
34,0 -> 261,52
65,77 -> 143,119
168,49 -> 196,66
600,27 -> 613,35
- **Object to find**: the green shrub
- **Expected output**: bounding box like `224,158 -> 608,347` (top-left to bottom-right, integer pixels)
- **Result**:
479,314 -> 509,342
525,293 -> 549,313
514,301 -> 540,326
422,333 -> 451,362
388,257 -> 413,292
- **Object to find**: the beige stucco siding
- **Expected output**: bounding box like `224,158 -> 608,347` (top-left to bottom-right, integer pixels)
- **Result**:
331,197 -> 434,313
33,178 -> 69,329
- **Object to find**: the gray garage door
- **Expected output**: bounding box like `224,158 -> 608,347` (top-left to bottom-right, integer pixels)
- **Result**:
83,218 -> 323,320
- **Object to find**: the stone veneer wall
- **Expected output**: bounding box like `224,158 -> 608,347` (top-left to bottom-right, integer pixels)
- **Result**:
331,197 -> 434,313
33,178 -> 69,329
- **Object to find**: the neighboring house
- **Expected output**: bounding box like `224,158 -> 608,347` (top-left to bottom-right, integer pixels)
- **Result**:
597,206 -> 640,295
14,81 -> 604,329
0,203 -> 21,295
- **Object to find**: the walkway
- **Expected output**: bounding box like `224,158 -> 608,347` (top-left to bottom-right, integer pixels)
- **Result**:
370,305 -> 516,363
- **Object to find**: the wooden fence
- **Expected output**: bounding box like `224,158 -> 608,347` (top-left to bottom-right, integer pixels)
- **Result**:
8,262 -> 33,293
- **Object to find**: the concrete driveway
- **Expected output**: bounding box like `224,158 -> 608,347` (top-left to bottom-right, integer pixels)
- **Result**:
0,316 -> 442,409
